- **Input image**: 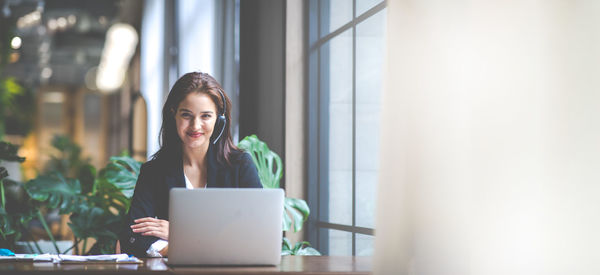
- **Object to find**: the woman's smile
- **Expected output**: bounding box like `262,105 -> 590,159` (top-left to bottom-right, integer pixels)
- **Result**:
187,131 -> 204,138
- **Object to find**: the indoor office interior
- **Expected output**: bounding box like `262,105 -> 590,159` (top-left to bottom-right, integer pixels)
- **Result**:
3,0 -> 600,273
0,0 -> 384,258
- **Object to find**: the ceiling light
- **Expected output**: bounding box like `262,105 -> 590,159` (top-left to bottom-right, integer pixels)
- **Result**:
10,36 -> 22,49
96,23 -> 138,92
67,15 -> 76,25
17,10 -> 42,29
47,19 -> 57,30
57,17 -> 67,28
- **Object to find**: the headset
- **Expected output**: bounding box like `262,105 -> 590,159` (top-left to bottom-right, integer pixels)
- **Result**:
212,88 -> 227,144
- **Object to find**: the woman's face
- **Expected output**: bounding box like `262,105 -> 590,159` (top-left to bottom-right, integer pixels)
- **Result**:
175,92 -> 218,151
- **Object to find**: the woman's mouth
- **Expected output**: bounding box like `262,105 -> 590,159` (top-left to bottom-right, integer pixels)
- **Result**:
187,132 -> 204,138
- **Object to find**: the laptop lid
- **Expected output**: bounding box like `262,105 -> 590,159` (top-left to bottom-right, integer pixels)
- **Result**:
168,188 -> 284,266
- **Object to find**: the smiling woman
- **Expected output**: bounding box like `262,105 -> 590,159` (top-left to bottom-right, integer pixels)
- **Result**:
175,93 -> 217,152
119,72 -> 262,258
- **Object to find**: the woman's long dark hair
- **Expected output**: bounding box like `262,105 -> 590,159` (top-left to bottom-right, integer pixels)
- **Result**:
151,72 -> 243,166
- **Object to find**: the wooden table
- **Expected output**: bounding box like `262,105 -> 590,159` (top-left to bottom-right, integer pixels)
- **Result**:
0,256 -> 371,275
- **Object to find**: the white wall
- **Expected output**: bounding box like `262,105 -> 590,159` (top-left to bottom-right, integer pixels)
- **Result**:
375,1 -> 600,274
140,0 -> 165,159
177,0 -> 216,77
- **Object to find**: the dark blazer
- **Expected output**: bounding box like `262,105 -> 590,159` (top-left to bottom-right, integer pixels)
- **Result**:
119,145 -> 262,257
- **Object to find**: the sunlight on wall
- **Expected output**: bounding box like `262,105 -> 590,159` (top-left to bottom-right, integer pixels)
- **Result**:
375,1 -> 600,274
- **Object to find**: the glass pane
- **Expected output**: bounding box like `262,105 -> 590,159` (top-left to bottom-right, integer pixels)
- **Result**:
324,228 -> 352,256
320,0 -> 353,37
356,234 -> 374,256
355,9 -> 386,228
357,0 -> 383,16
324,29 -> 353,225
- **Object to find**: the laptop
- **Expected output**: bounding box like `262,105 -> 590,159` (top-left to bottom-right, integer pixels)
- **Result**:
167,188 -> 284,266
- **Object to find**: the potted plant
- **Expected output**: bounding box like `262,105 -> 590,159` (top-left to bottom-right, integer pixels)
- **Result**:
0,135 -> 140,255
238,135 -> 320,255
26,135 -> 140,255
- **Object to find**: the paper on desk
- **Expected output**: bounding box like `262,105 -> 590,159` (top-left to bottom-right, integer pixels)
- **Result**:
58,254 -> 142,264
0,254 -> 57,262
0,253 -> 142,264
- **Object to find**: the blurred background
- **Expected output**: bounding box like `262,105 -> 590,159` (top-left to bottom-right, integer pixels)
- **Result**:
4,0 -> 600,272
0,0 -> 387,257
0,0 -> 143,173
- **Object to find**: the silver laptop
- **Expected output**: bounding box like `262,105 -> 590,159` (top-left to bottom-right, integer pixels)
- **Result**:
168,188 -> 284,266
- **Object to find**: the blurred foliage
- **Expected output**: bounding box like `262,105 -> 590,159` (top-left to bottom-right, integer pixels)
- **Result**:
44,135 -> 95,194
0,135 -> 141,255
0,141 -> 26,163
0,18 -> 35,138
0,140 -> 29,250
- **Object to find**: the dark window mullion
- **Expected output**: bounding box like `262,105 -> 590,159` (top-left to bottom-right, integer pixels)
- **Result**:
317,0 -> 331,256
351,0 -> 357,257
309,1 -> 387,52
317,221 -> 375,235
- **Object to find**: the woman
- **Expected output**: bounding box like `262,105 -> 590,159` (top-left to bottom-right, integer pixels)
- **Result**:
119,72 -> 262,257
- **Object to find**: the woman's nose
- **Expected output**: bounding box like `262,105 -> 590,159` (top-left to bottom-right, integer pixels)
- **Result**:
192,117 -> 203,130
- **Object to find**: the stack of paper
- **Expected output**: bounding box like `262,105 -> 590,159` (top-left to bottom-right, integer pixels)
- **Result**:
57,254 -> 143,264
0,254 -> 56,262
0,254 -> 142,264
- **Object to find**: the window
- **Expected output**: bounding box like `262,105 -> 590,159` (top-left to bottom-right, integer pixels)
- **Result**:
307,0 -> 386,256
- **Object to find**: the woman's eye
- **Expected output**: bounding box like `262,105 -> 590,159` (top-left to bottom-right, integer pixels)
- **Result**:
202,114 -> 212,119
181,113 -> 192,118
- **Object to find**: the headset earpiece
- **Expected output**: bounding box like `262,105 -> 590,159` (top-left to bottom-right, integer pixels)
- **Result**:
212,89 -> 227,144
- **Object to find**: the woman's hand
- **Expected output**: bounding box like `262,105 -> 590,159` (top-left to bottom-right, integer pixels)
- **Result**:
131,217 -> 169,240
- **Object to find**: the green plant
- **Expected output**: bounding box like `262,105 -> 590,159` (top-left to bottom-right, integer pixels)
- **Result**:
0,135 -> 140,255
0,141 -> 29,249
238,135 -> 320,256
281,237 -> 320,256
26,136 -> 140,255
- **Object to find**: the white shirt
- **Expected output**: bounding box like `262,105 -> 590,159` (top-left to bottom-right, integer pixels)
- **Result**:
145,173 -> 206,257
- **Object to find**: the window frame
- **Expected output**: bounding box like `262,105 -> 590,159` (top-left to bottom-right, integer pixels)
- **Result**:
307,0 -> 386,256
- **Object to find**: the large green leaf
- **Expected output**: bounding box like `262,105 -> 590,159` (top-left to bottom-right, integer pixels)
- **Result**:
238,135 -> 282,189
25,172 -> 82,214
96,156 -> 140,199
68,204 -> 105,239
285,198 -> 309,232
281,237 -> 293,255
